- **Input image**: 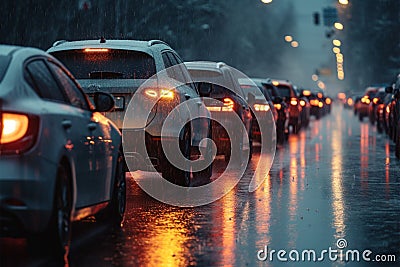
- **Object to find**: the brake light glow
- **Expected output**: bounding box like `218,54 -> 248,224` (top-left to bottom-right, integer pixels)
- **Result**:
361,97 -> 370,104
1,113 -> 29,144
300,100 -> 306,107
347,98 -> 353,106
386,105 -> 390,113
310,99 -> 319,106
222,98 -> 234,111
326,98 -> 332,105
84,48 -> 110,53
290,98 -> 298,106
317,93 -> 323,98
372,97 -> 379,104
274,103 -> 282,110
144,88 -> 174,99
254,104 -> 270,112
302,90 -> 311,96
318,102 -> 324,108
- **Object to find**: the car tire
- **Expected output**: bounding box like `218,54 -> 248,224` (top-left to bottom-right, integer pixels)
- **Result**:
96,150 -> 126,226
193,125 -> 213,183
162,124 -> 191,187
396,128 -> 400,159
28,163 -> 73,257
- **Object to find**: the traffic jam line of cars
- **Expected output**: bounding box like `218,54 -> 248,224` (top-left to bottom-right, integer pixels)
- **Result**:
0,38 -> 332,256
342,73 -> 400,158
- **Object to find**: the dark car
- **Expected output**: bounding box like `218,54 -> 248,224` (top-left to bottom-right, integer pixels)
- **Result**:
368,87 -> 387,128
251,78 -> 289,144
385,74 -> 400,158
270,79 -> 303,134
185,61 -> 253,163
0,45 -> 124,256
358,86 -> 379,121
48,39 -> 212,186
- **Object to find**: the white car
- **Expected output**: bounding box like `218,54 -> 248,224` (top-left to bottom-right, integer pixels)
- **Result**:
0,45 -> 125,256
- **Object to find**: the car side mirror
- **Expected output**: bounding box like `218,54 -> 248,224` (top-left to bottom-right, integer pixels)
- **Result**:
93,92 -> 115,112
198,82 -> 212,97
385,86 -> 393,94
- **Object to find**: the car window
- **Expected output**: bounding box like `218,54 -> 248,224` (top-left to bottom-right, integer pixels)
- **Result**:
0,55 -> 11,83
48,62 -> 89,110
162,52 -> 174,78
25,60 -> 67,103
50,49 -> 156,79
169,53 -> 197,92
276,85 -> 292,98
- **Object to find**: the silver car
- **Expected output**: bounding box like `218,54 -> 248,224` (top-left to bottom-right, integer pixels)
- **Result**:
0,45 -> 125,256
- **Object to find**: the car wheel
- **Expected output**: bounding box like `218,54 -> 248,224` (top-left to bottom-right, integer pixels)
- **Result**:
396,129 -> 400,159
96,150 -> 126,226
162,124 -> 191,187
193,125 -> 213,183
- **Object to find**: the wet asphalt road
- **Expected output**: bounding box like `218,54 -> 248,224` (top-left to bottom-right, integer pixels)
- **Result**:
1,103 -> 399,266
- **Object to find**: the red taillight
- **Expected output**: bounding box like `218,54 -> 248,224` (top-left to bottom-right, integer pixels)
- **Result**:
372,97 -> 379,104
0,112 -> 39,154
83,48 -> 109,53
222,98 -> 234,111
274,103 -> 282,110
290,98 -> 298,106
300,100 -> 306,107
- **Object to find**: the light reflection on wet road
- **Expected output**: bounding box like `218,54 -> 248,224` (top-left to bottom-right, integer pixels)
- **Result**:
1,104 -> 399,266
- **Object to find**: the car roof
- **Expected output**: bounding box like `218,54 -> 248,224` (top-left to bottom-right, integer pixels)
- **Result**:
47,39 -> 171,54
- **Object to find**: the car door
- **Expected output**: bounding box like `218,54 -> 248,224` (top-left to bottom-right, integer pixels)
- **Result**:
47,60 -> 112,206
25,59 -> 94,207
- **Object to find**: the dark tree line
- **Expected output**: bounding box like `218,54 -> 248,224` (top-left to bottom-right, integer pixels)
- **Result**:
0,0 -> 297,77
338,0 -> 400,90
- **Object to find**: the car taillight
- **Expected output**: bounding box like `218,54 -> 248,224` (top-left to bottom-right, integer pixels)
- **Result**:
300,100 -> 306,107
372,98 -> 379,104
310,99 -> 319,106
290,98 -> 298,106
222,98 -> 234,111
318,102 -> 324,108
83,48 -> 110,53
0,112 -> 39,154
143,88 -> 175,100
274,103 -> 282,110
254,104 -> 270,112
206,97 -> 235,112
386,105 -> 390,113
325,98 -> 332,105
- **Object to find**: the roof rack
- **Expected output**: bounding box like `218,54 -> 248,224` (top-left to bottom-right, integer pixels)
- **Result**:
148,40 -> 169,47
52,40 -> 68,47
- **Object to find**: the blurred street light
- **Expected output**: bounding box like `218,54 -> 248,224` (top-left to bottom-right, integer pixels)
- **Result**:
261,0 -> 273,4
291,41 -> 299,48
284,35 -> 293,42
332,47 -> 341,54
338,0 -> 349,5
312,74 -> 319,81
332,39 -> 341,46
334,22 -> 344,30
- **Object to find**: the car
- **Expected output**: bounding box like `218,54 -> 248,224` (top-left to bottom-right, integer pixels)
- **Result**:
238,78 -> 274,145
300,89 -> 322,119
368,86 -> 387,125
385,74 -> 400,158
251,78 -> 289,144
185,61 -> 253,163
47,38 -> 212,186
368,87 -> 387,129
383,90 -> 395,137
358,86 -> 379,121
0,45 -> 125,256
295,88 -> 310,127
271,79 -> 303,134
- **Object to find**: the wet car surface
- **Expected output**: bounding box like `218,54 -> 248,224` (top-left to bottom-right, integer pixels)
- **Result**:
1,104 -> 399,267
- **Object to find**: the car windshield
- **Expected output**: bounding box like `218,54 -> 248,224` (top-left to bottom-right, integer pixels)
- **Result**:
0,55 -> 11,83
276,85 -> 292,97
51,49 -> 156,79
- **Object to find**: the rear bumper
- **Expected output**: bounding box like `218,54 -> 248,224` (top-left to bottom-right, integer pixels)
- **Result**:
0,157 -> 57,236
